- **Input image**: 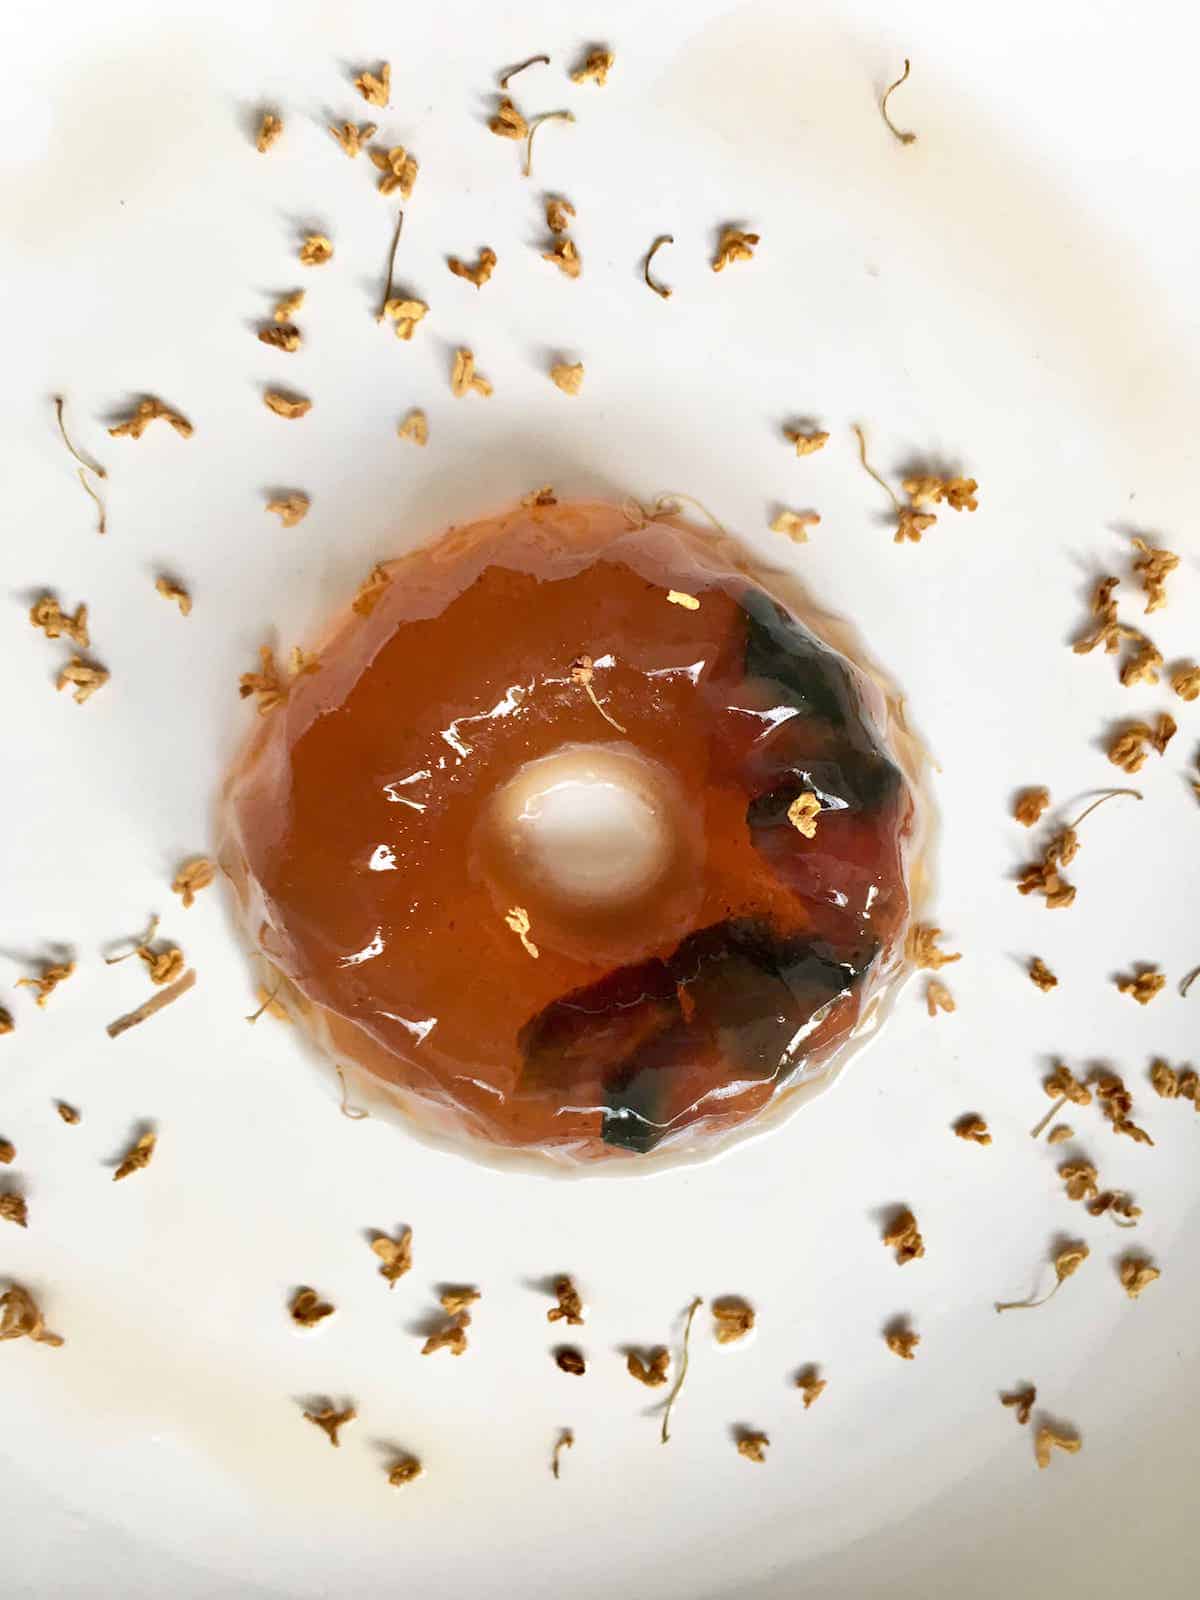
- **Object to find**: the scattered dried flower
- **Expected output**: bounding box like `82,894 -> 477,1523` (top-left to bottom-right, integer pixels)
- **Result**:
1001,1387 -> 1036,1426
549,361 -> 584,395
303,1404 -> 356,1446
712,228 -> 759,272
0,1140 -> 13,1161
354,63 -> 390,107
505,905 -> 539,959
901,474 -> 979,513
548,1277 -> 584,1326
712,1297 -> 755,1343
906,925 -> 962,971
785,428 -> 830,457
56,1102 -> 80,1124
555,1346 -> 586,1375
273,290 -> 304,322
1036,1424 -> 1081,1468
885,1326 -> 920,1360
382,297 -> 428,340
736,1431 -> 769,1463
290,1288 -> 335,1328
1119,1257 -> 1160,1300
352,563 -> 390,618
450,348 -> 493,398
666,590 -> 700,610
955,1114 -> 991,1146
627,1348 -> 670,1387
1087,1190 -> 1141,1226
265,493 -> 310,528
1059,1160 -> 1099,1203
551,1428 -> 573,1479
545,197 -> 576,234
0,1285 -> 63,1347
571,48 -> 614,86
489,97 -> 528,140
880,59 -> 917,145
786,791 -> 821,838
105,968 -> 195,1038
1029,958 -> 1058,992
397,409 -> 428,446
925,980 -> 956,1016
370,1227 -> 412,1288
0,1194 -> 28,1229
500,54 -> 550,89
30,595 -> 89,648
542,237 -> 582,278
108,398 -> 192,440
239,645 -> 285,714
113,1130 -> 156,1181
388,1455 -> 423,1486
149,574 -> 191,617
448,247 -> 497,288
795,1367 -> 826,1408
53,396 -> 107,535
883,1210 -> 925,1265
1130,536 -> 1179,613
328,120 -> 377,158
526,486 -> 558,508
523,110 -> 575,177
256,113 -> 282,153
771,509 -> 821,543
1107,724 -> 1153,774
1116,967 -> 1166,1006
643,234 -> 674,299
1120,638 -> 1163,687
298,234 -> 333,267
995,1243 -> 1088,1313
16,961 -> 75,1007
422,1314 -> 471,1357
263,391 -> 312,419
172,857 -> 214,909
1170,663 -> 1200,702
105,915 -> 184,988
895,507 -> 937,544
1014,788 -> 1050,827
660,1296 -> 703,1444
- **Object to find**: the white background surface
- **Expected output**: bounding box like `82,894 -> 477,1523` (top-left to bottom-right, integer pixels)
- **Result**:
1,1 -> 1198,1595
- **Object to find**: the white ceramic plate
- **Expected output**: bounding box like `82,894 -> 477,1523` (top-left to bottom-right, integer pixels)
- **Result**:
2,1 -> 1197,1595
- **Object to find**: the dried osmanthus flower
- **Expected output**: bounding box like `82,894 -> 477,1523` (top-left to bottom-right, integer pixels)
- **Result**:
1036,1425 -> 1081,1469
0,1140 -> 13,1160
55,1103 -> 79,1124
265,493 -> 310,527
925,980 -> 956,1016
382,297 -> 428,341
1072,577 -> 1139,657
1030,1062 -> 1093,1139
450,348 -> 493,398
423,1289 -> 475,1357
53,395 -> 107,535
995,1242 -> 1088,1313
172,857 -> 214,909
1091,1070 -> 1154,1146
328,121 -> 377,157
880,59 -> 917,145
525,486 -> 558,507
1108,713 -> 1175,773
354,63 -> 390,107
500,54 -> 550,89
883,1209 -> 925,1265
352,563 -> 390,619
1120,636 -> 1163,688
543,237 -> 581,277
548,1276 -> 584,1325
16,961 -> 75,1007
551,1429 -> 573,1479
155,576 -> 191,614
1001,1387 -> 1036,1425
239,646 -> 285,714
263,391 -> 312,419
787,792 -> 821,838
550,361 -> 584,395
0,1285 -> 63,1347
736,1431 -> 769,1463
109,398 -> 193,439
1119,1257 -> 1160,1300
795,1367 -> 827,1408
571,654 -> 627,735
885,1325 -> 920,1360
523,111 -> 574,177
771,509 -> 821,543
1116,966 -> 1166,1006
545,196 -> 575,233
1047,1124 -> 1073,1144
906,925 -> 961,971
56,656 -> 109,705
256,112 -> 282,152
388,1455 -> 423,1487
712,228 -> 760,271
398,410 -> 428,446
273,290 -> 304,322
105,914 -> 184,987
850,425 -> 941,545
0,1013 -> 12,1039
712,1297 -> 755,1342
448,247 -> 497,288
290,1288 -> 335,1327
304,1403 -> 356,1446
902,474 -> 979,513
370,1227 -> 412,1287
1014,787 -> 1050,827
30,595 -> 89,648
489,97 -> 528,139
0,1193 -> 28,1228
955,1115 -> 991,1145
571,48 -> 614,85
505,906 -> 539,959
1029,958 -> 1058,992
785,427 -> 829,456
1016,788 -> 1142,911
643,234 -> 674,299
627,1347 -> 670,1387
298,234 -> 333,266
555,1347 -> 586,1375
1130,535 -> 1179,613
1058,1160 -> 1098,1203
660,1296 -> 703,1444
1170,662 -> 1200,702
1087,1190 -> 1141,1227
113,1130 -> 157,1181
440,1287 -> 480,1317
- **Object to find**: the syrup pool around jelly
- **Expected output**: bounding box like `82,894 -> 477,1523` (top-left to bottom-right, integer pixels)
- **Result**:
220,500 -> 928,1167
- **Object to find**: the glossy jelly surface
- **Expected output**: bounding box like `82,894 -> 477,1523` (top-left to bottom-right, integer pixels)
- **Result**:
221,502 -> 921,1163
